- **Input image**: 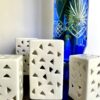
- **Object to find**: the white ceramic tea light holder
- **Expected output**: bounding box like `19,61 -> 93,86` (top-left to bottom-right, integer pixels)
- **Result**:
69,54 -> 100,100
0,55 -> 23,100
16,38 -> 37,75
29,39 -> 64,100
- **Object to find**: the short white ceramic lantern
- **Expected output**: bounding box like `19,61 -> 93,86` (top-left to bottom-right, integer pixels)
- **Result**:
16,38 -> 36,75
69,54 -> 100,100
29,39 -> 64,100
0,55 -> 23,100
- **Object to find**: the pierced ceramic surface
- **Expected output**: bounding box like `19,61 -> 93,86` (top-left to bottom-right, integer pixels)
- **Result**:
69,54 -> 100,100
0,55 -> 23,100
16,38 -> 36,75
29,40 -> 64,99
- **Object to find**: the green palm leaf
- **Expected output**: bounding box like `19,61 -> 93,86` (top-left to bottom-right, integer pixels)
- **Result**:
65,0 -> 88,38
56,0 -> 67,20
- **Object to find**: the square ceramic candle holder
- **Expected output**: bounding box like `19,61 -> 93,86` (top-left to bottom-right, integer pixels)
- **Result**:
69,54 -> 100,100
29,39 -> 64,100
16,38 -> 36,75
0,55 -> 23,100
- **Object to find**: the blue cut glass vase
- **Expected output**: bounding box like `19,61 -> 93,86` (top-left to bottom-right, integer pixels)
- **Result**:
54,0 -> 89,79
53,0 -> 89,99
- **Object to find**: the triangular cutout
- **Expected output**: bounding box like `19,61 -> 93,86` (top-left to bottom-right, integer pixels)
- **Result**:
98,83 -> 100,88
72,84 -> 74,87
43,74 -> 47,80
38,82 -> 42,86
32,50 -> 38,55
40,91 -> 45,95
57,82 -> 61,87
17,50 -> 19,53
49,67 -> 53,72
32,59 -> 35,64
96,94 -> 100,97
48,51 -> 53,54
97,71 -> 100,74
39,44 -> 43,50
12,96 -> 16,100
40,65 -> 45,70
91,80 -> 95,84
48,43 -> 53,47
40,58 -> 45,62
23,54 -> 25,57
22,49 -> 25,52
98,63 -> 100,67
24,59 -> 27,63
91,69 -> 94,75
78,93 -> 81,97
91,88 -> 94,92
50,89 -> 54,94
21,41 -> 24,44
4,65 -> 11,69
48,81 -> 53,85
27,45 -> 29,47
78,86 -> 81,89
32,89 -> 35,94
4,74 -> 10,78
27,40 -> 30,43
57,52 -> 61,57
7,87 -> 11,93
50,59 -> 54,64
33,73 -> 38,77
18,45 -> 21,47
55,70 -> 60,74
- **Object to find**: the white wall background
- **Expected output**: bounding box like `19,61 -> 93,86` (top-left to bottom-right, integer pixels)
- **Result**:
0,0 -> 53,54
0,0 -> 100,55
85,0 -> 100,56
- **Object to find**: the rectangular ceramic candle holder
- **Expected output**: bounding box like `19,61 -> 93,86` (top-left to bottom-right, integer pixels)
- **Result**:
29,39 -> 64,99
16,38 -> 36,75
0,55 -> 23,100
69,54 -> 100,100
